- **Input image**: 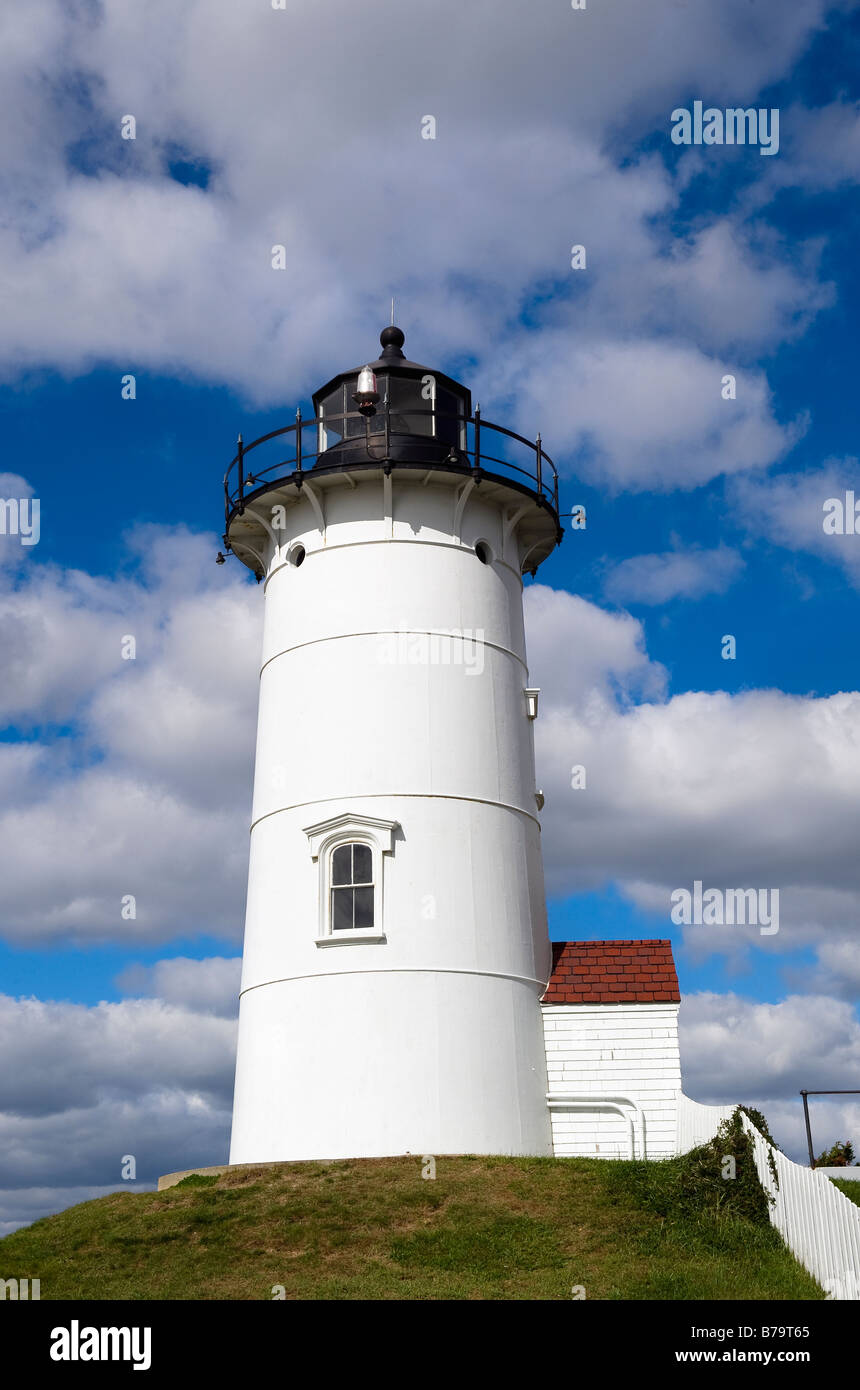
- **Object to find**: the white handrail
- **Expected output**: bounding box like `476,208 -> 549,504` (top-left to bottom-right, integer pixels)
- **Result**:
546,1093 -> 646,1159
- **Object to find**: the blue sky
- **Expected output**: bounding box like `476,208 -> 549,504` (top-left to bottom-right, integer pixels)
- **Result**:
2,0 -> 860,1226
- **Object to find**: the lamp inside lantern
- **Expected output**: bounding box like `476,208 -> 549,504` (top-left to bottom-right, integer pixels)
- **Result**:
353,366 -> 379,416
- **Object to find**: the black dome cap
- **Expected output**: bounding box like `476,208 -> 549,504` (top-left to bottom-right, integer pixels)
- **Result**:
312,325 -> 471,412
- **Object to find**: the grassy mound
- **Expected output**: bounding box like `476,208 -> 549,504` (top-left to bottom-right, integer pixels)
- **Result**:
0,1152 -> 822,1300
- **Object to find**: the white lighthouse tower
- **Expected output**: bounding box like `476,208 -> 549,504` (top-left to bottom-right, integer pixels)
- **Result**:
224,326 -> 562,1162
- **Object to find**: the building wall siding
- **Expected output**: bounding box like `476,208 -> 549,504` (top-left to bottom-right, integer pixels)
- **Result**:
542,1002 -> 682,1159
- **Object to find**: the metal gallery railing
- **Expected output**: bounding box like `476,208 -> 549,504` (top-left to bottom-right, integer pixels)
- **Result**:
223,403 -> 559,527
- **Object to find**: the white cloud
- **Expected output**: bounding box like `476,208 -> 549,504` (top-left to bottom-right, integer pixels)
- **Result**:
525,583 -> 667,707
116,956 -> 240,1018
0,988 -> 235,1230
525,586 -> 860,961
0,0 -> 837,488
680,991 -> 860,1097
785,940 -> 860,1001
0,517 -> 260,944
0,1092 -> 231,1229
646,221 -> 834,354
0,994 -> 235,1118
603,543 -> 744,605
679,990 -> 860,1162
0,954 -> 240,1230
0,473 -> 39,572
743,99 -> 860,205
491,335 -> 800,492
730,461 -> 860,585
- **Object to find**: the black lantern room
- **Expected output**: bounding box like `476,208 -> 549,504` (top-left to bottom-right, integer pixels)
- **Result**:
312,326 -> 471,469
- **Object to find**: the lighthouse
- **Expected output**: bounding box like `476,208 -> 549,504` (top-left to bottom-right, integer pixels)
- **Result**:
224,325 -> 562,1162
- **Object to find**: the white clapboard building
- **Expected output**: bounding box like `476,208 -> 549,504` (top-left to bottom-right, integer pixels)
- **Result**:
223,326 -> 683,1164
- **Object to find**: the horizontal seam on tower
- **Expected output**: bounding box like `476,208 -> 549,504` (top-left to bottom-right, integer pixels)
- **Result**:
249,791 -> 541,832
239,966 -> 549,998
259,630 -> 528,677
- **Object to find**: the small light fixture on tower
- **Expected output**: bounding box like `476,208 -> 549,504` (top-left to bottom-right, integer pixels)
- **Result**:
353,366 -> 380,417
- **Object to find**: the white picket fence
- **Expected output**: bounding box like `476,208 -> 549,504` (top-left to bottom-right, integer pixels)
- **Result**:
676,1094 -> 860,1300
676,1094 -> 736,1153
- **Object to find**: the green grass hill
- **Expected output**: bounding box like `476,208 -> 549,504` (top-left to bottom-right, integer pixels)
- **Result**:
0,1151 -> 824,1300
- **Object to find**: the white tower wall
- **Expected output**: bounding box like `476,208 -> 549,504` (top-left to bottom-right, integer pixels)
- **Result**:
229,469 -> 555,1161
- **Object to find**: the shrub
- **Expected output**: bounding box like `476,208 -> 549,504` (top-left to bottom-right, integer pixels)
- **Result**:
677,1109 -> 774,1224
815,1140 -> 857,1168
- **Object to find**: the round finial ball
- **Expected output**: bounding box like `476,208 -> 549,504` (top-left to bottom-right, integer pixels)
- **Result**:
380,325 -> 405,351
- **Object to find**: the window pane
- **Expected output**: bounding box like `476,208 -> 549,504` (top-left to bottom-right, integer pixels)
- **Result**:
332,845 -> 352,886
344,376 -> 364,439
353,886 -> 374,929
320,386 -> 344,449
353,843 -> 372,884
332,887 -> 353,930
389,376 -> 431,436
435,387 -> 463,446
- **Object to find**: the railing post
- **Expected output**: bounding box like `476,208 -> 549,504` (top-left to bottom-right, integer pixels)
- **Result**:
384,392 -> 390,460
474,405 -> 481,472
296,408 -> 302,476
801,1091 -> 815,1168
535,432 -> 542,495
237,433 -> 244,515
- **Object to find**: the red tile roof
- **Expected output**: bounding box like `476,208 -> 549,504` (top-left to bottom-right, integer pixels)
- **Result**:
542,939 -> 680,1005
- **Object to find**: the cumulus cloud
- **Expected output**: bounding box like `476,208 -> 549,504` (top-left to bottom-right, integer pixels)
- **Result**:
0,0 -> 836,488
525,585 -> 860,961
0,1092 -> 231,1233
0,983 -> 235,1231
116,956 -> 240,1018
489,335 -> 800,492
730,461 -> 860,585
679,990 -> 860,1163
784,940 -> 860,1001
0,995 -> 235,1119
681,991 -> 860,1098
525,583 -> 667,707
743,99 -> 860,206
0,473 -> 39,572
603,543 -> 744,605
0,516 -> 260,944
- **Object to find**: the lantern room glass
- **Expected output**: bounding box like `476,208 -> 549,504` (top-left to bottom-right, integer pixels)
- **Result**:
318,376 -> 466,452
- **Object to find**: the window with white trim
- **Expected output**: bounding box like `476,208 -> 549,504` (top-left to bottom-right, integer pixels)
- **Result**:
302,812 -> 399,946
